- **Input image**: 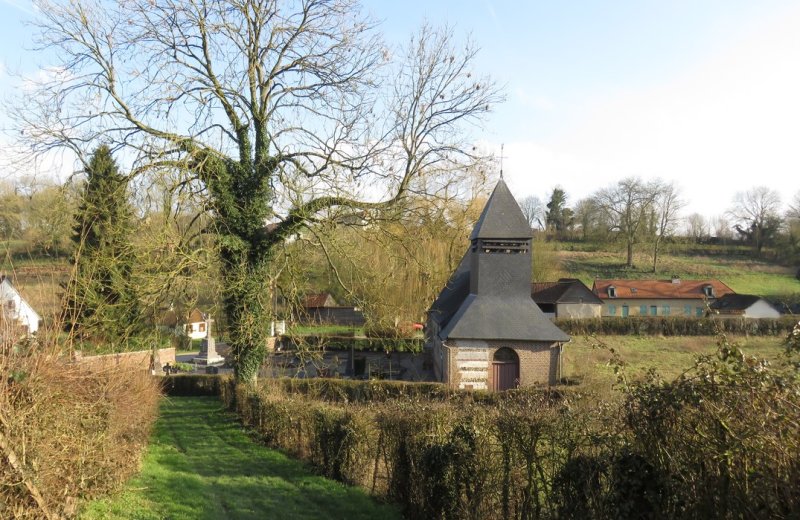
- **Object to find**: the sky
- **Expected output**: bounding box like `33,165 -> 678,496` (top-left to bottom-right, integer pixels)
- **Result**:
1,0 -> 800,219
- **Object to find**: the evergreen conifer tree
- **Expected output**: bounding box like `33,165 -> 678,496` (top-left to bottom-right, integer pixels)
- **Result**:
63,145 -> 140,342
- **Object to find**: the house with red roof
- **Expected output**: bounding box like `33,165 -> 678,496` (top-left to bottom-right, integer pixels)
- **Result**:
592,278 -> 736,318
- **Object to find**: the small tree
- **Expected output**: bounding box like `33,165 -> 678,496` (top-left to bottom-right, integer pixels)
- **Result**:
63,145 -> 141,342
593,177 -> 660,268
519,195 -> 545,230
545,187 -> 573,238
651,181 -> 685,273
728,186 -> 782,255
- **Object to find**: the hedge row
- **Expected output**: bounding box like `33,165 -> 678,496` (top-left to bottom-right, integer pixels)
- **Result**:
220,327 -> 800,519
260,377 -> 564,405
160,374 -> 230,396
1,348 -> 161,518
278,335 -> 424,353
555,316 -> 799,336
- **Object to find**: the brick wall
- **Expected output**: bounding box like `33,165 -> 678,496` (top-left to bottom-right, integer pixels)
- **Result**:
74,347 -> 176,372
484,341 -> 561,388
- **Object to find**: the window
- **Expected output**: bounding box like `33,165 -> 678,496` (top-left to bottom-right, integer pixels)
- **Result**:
478,239 -> 528,254
622,305 -> 629,317
608,304 -> 617,316
650,305 -> 657,316
199,323 -> 206,332
608,286 -> 617,298
639,305 -> 647,315
662,305 -> 671,316
684,305 -> 692,316
703,285 -> 714,298
696,307 -> 704,317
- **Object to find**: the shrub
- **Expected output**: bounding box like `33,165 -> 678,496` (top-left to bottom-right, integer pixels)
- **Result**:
1,337 -> 161,518
220,326 -> 800,520
556,316 -> 798,336
161,374 -> 230,396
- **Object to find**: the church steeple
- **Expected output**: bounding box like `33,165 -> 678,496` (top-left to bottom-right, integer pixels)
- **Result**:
469,179 -> 533,241
469,179 -> 533,298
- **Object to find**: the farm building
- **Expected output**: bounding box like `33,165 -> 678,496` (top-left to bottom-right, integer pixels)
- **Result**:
426,179 -> 570,390
299,292 -> 365,326
0,275 -> 41,334
709,294 -> 781,318
592,278 -> 736,318
531,278 -> 603,319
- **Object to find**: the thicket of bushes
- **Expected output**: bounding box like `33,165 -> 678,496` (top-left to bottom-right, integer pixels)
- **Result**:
556,315 -> 798,336
1,335 -> 161,519
279,335 -> 424,353
222,325 -> 800,519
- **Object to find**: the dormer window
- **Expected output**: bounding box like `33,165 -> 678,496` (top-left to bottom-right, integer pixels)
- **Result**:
608,286 -> 617,298
703,285 -> 714,298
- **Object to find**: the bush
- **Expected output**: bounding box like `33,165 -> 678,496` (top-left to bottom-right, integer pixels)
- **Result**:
556,316 -> 798,336
220,326 -> 800,520
1,338 -> 161,518
161,374 -> 229,396
279,335 -> 424,353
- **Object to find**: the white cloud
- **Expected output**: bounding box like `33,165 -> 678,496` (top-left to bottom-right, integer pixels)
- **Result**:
500,6 -> 800,218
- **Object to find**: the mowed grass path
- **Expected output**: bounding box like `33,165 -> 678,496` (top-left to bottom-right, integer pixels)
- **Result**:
80,396 -> 402,520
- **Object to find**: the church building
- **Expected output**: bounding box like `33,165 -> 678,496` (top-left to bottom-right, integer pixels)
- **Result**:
426,179 -> 570,390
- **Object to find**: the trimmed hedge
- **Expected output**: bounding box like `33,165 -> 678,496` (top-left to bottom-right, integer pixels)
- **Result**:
160,374 -> 230,396
279,335 -> 424,353
555,316 -> 798,336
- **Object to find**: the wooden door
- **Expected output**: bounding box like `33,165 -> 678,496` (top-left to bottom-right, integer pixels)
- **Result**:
491,347 -> 519,391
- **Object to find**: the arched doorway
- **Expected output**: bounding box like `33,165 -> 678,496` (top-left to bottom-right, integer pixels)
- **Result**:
491,347 -> 519,391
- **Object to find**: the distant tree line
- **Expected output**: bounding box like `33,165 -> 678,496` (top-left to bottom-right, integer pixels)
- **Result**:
522,180 -> 800,271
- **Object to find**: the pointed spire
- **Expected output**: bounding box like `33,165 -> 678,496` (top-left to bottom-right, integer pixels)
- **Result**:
469,179 -> 532,240
499,143 -> 505,180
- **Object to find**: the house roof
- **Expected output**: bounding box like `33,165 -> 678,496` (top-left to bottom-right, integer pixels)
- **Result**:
709,294 -> 774,313
469,179 -> 533,240
188,308 -> 207,323
531,279 -> 603,305
302,293 -> 338,308
592,279 -> 735,300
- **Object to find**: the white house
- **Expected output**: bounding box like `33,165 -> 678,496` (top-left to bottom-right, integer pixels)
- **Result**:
185,308 -> 209,340
0,275 -> 41,334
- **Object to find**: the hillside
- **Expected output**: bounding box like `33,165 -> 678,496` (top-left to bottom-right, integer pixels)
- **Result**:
536,240 -> 800,304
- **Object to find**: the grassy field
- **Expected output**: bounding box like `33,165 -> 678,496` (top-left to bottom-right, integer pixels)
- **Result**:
540,242 -> 800,301
79,397 -> 402,520
563,333 -> 789,394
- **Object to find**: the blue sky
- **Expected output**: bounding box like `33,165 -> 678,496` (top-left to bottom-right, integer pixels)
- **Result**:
2,0 -> 800,218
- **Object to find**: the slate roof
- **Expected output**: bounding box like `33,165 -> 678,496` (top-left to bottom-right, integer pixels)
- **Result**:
469,179 -> 533,240
593,279 -> 735,299
709,294 -> 774,313
531,278 -> 603,305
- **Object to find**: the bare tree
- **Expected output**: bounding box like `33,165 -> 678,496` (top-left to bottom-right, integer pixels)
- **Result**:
12,0 -> 501,382
519,195 -> 545,230
592,177 -> 660,268
789,191 -> 800,221
685,213 -> 708,243
651,181 -> 685,273
728,186 -> 782,255
573,197 -> 604,242
711,214 -> 733,242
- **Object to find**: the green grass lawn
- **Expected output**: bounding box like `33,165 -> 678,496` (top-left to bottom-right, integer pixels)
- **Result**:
555,246 -> 800,300
564,334 -> 789,395
79,396 -> 402,520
